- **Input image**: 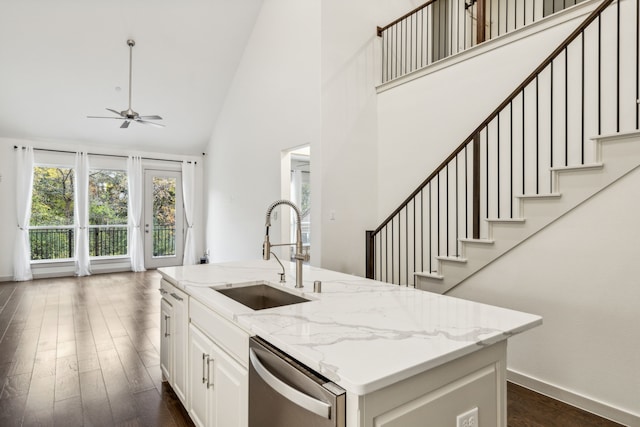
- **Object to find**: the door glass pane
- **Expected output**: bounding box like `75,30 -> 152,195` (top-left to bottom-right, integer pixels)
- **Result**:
153,177 -> 176,257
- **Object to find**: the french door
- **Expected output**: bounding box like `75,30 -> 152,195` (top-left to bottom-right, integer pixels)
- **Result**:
144,170 -> 184,269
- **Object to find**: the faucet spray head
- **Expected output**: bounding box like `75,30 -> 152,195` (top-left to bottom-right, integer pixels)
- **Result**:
262,227 -> 271,260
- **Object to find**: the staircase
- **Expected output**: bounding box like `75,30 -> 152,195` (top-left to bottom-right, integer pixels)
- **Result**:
416,130 -> 640,293
367,0 -> 640,294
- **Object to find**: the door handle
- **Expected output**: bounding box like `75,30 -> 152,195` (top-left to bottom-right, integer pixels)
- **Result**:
170,292 -> 183,301
206,356 -> 214,389
249,349 -> 331,419
202,353 -> 209,384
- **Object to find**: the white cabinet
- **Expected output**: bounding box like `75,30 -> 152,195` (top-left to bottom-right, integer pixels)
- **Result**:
351,340 -> 507,427
159,280 -> 189,405
211,340 -> 248,427
188,323 -> 214,427
188,322 -> 248,427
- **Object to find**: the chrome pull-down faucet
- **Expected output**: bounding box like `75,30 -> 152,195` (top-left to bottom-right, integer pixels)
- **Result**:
262,200 -> 307,288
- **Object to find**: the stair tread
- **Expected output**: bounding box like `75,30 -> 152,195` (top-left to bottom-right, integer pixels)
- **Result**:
551,163 -> 603,172
591,130 -> 640,142
414,271 -> 444,280
486,217 -> 526,222
459,238 -> 495,244
516,193 -> 561,199
436,255 -> 467,262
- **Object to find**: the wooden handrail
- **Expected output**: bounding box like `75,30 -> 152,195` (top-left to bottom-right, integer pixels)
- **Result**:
373,0 -> 615,234
377,0 -> 439,37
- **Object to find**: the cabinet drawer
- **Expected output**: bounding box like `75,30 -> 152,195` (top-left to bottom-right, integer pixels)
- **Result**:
161,279 -> 187,303
190,298 -> 249,367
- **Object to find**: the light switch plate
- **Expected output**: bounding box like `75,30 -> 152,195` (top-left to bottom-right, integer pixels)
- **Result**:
456,407 -> 478,427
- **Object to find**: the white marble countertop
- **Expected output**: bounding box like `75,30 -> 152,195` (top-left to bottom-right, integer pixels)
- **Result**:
159,260 -> 542,395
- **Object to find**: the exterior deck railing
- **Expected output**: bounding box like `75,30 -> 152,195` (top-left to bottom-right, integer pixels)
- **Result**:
30,225 -> 177,260
153,225 -> 176,257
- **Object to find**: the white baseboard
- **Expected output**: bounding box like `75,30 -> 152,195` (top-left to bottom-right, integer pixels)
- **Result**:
508,370 -> 639,426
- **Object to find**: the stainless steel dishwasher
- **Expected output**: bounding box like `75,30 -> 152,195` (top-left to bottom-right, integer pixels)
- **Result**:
249,336 -> 346,427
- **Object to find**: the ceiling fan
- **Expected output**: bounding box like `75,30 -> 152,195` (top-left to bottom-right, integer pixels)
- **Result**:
88,39 -> 164,128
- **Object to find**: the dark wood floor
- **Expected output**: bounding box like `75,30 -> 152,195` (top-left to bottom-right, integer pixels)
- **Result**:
0,272 -> 626,426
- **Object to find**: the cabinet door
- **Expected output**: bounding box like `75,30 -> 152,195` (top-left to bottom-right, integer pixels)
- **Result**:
169,289 -> 188,405
160,298 -> 173,383
213,346 -> 248,427
188,324 -> 215,427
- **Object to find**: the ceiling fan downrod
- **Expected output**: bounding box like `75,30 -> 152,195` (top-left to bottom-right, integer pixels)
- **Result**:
124,39 -> 136,118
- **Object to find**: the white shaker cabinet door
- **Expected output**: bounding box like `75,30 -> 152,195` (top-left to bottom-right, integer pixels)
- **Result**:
188,324 -> 216,427
167,286 -> 188,405
212,344 -> 248,427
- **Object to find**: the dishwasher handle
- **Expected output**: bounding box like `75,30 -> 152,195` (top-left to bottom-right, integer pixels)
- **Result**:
249,348 -> 331,419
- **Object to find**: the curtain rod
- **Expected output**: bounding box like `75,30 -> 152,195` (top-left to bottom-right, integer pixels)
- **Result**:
13,145 -> 198,164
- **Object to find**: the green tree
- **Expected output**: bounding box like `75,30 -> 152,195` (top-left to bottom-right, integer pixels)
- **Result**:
31,167 -> 75,226
152,177 -> 176,256
153,177 -> 176,226
89,170 -> 128,225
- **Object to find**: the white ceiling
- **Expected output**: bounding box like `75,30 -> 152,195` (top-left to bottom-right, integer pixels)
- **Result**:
0,0 -> 264,155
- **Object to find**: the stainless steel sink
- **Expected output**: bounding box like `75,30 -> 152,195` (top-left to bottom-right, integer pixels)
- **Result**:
213,282 -> 310,310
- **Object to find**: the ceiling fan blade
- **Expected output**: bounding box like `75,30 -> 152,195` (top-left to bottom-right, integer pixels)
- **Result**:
106,108 -> 124,117
120,120 -> 131,129
138,115 -> 163,120
87,115 -> 127,120
136,119 -> 165,128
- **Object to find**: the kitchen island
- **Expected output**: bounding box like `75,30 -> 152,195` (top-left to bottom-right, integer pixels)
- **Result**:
158,260 -> 541,427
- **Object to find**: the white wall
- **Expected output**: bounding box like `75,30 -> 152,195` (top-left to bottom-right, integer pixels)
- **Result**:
319,0 -> 417,275
204,0 -> 422,275
0,136 -> 204,281
204,0 -> 321,265
448,166 -> 640,422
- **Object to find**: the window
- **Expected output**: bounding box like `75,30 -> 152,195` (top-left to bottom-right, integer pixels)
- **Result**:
89,170 -> 128,257
30,166 -> 75,260
29,166 -> 130,261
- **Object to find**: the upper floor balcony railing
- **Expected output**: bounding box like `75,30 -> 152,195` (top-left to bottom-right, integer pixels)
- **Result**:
378,0 -> 587,83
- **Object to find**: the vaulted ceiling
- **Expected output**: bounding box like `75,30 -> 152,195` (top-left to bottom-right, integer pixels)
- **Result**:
0,0 -> 264,155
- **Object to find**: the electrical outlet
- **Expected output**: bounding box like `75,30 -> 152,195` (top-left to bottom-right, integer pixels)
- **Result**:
456,407 -> 478,427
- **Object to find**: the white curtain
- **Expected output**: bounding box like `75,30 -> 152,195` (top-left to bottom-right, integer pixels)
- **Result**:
13,146 -> 35,281
127,156 -> 146,272
182,161 -> 197,265
74,152 -> 91,276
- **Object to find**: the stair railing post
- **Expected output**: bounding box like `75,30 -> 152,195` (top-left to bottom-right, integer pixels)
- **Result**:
365,230 -> 375,279
476,0 -> 486,44
473,133 -> 481,239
